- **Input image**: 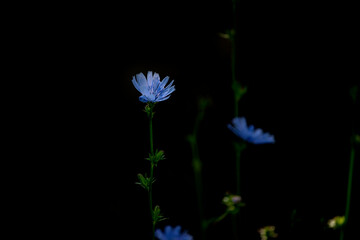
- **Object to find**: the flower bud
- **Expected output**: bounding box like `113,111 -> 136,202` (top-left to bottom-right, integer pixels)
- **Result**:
258,225 -> 278,240
222,192 -> 244,214
328,216 -> 345,229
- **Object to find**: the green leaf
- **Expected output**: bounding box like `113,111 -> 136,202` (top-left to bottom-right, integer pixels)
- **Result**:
232,81 -> 247,102
152,205 -> 167,224
135,173 -> 154,191
146,150 -> 166,166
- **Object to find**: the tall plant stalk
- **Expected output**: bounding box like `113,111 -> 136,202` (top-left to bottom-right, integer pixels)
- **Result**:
148,103 -> 155,240
132,71 -> 174,239
137,103 -> 166,239
230,1 -> 243,239
340,85 -> 358,240
340,145 -> 355,240
188,98 -> 210,240
231,0 -> 238,118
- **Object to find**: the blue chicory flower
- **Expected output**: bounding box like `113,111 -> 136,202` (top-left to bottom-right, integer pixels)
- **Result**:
228,117 -> 275,144
132,71 -> 175,103
155,225 -> 193,240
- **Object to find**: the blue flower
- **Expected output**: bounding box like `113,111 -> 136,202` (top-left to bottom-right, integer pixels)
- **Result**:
228,117 -> 275,144
155,225 -> 193,240
132,71 -> 175,103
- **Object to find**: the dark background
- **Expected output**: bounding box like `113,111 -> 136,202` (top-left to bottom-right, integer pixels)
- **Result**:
17,1 -> 359,239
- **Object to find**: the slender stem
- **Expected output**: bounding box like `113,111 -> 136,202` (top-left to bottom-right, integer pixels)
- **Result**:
233,142 -> 245,240
231,1 -> 240,239
148,104 -> 155,240
152,219 -> 156,240
149,162 -> 154,240
234,144 -> 241,240
341,144 -> 355,240
214,211 -> 229,223
192,152 -> 203,221
232,0 -> 237,34
189,102 -> 207,240
231,214 -> 239,240
149,107 -> 154,155
193,152 -> 205,240
341,86 -> 358,240
233,142 -> 245,197
342,84 -> 357,240
345,146 -> 355,222
235,146 -> 241,195
231,0 -> 238,118
340,229 -> 344,240
231,33 -> 238,118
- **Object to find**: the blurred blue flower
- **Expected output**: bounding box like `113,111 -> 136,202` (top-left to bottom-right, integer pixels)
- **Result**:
132,71 -> 175,103
155,225 -> 193,240
228,117 -> 275,144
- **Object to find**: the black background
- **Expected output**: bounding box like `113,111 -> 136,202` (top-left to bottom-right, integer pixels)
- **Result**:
15,1 -> 359,239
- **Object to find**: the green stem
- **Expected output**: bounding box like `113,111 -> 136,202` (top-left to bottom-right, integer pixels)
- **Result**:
214,211 -> 229,223
190,106 -> 206,239
341,86 -> 358,240
148,104 -> 155,240
231,32 -> 238,118
234,145 -> 241,240
149,162 -> 154,240
193,153 -> 205,240
149,106 -> 154,155
231,214 -> 239,240
231,0 -> 238,118
341,144 -> 355,240
231,2 -> 239,239
233,142 -> 245,195
233,142 -> 245,240
235,146 -> 241,195
340,229 -> 344,240
152,220 -> 156,240
345,146 -> 355,222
